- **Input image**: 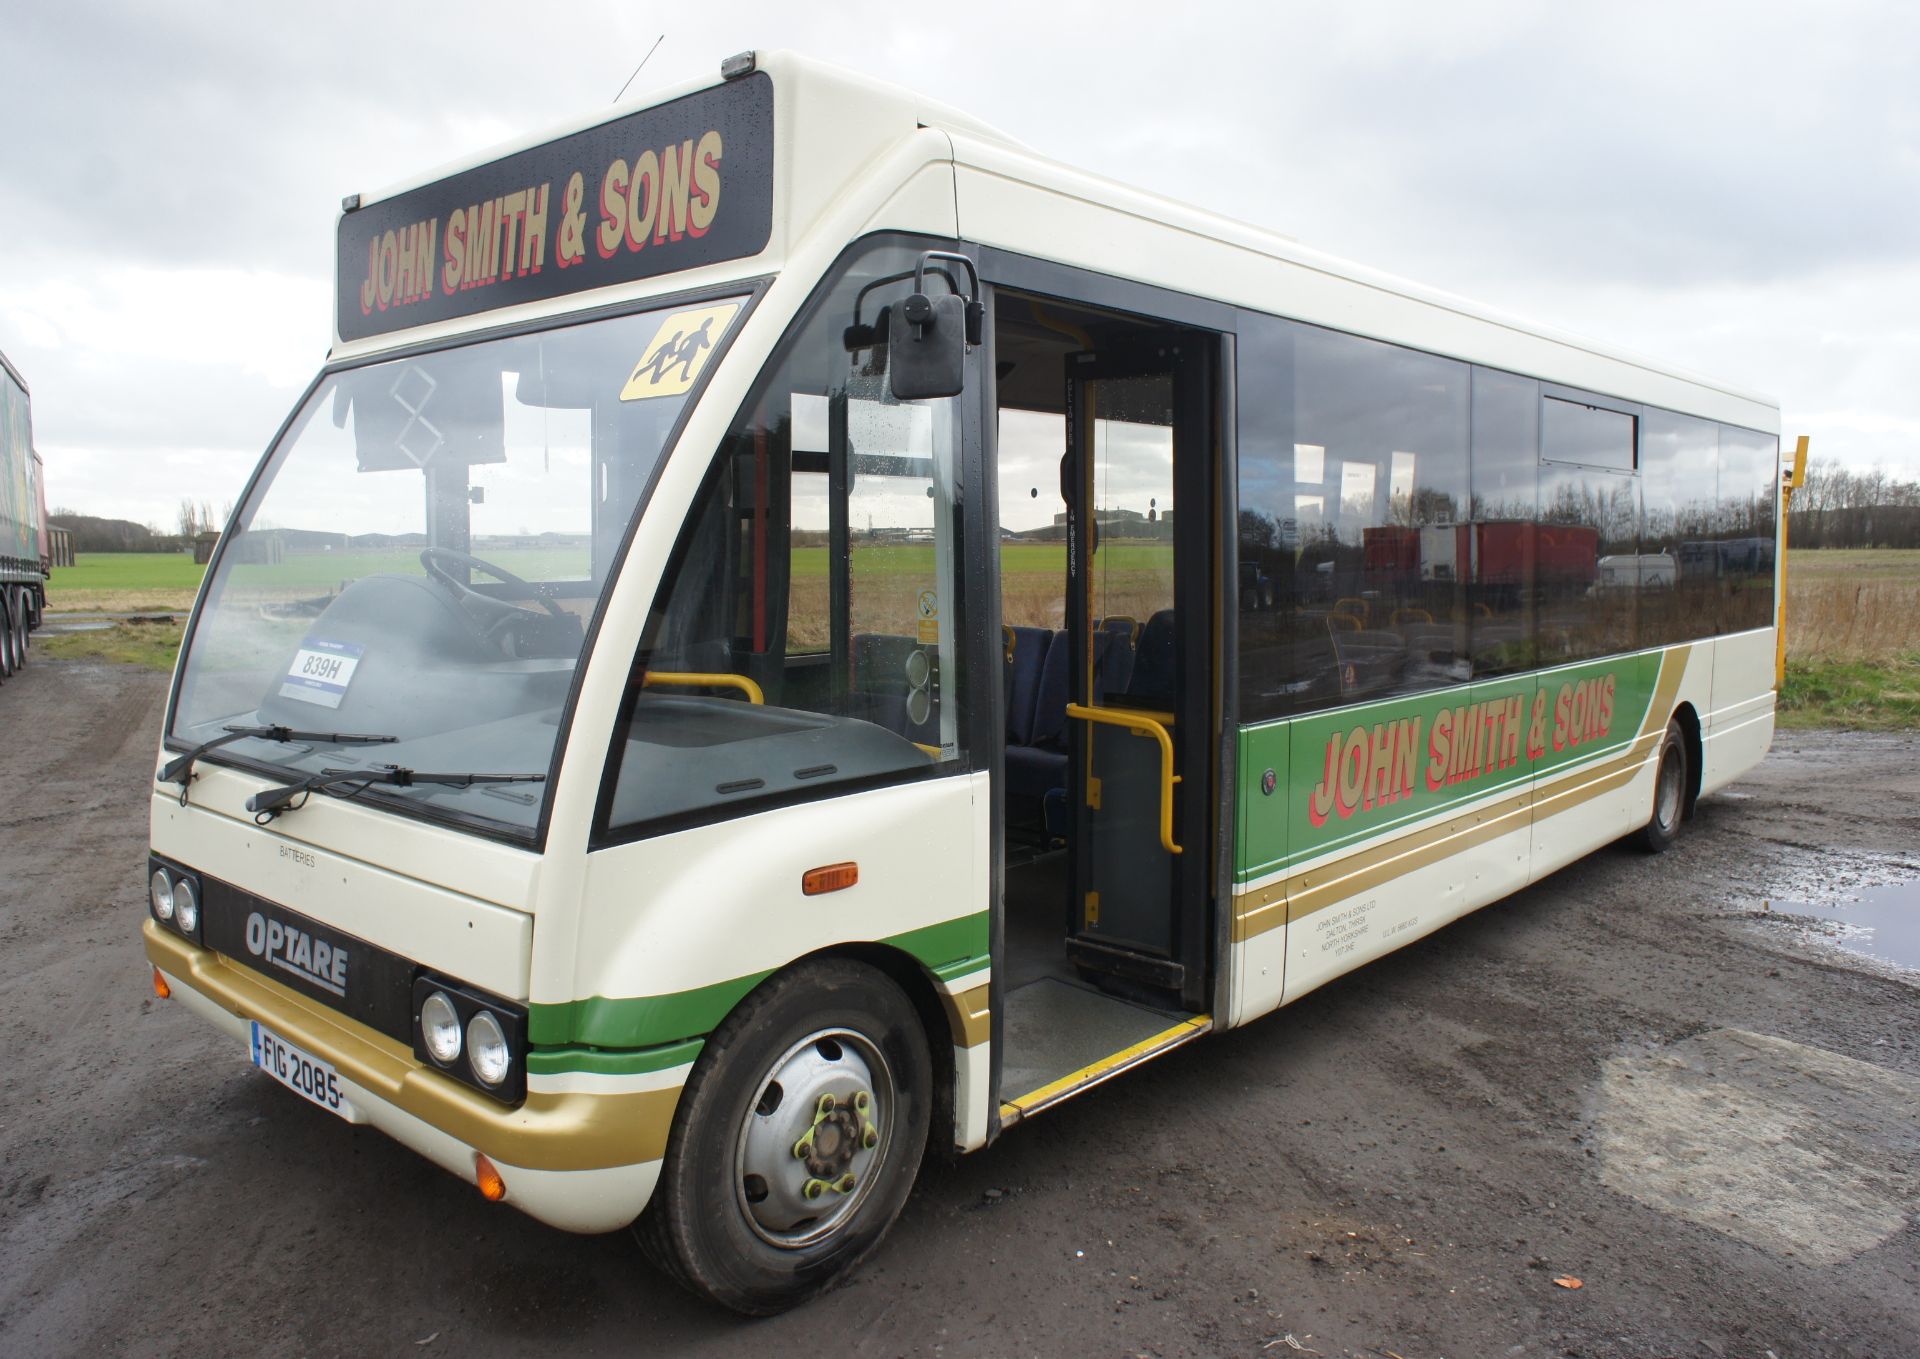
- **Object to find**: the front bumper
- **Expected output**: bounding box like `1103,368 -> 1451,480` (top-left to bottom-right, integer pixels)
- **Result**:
145,921 -> 675,1233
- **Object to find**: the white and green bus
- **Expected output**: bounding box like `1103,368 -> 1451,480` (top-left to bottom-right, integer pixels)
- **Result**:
146,51 -> 1782,1313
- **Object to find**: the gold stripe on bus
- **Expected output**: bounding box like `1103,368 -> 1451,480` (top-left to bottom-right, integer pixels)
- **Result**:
940,982 -> 992,1048
1638,643 -> 1691,740
1232,645 -> 1693,943
146,923 -> 678,1173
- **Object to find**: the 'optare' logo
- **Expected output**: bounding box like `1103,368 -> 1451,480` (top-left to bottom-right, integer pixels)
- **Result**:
244,911 -> 348,997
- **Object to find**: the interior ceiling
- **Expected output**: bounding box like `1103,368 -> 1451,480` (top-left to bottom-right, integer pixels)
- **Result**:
992,293 -> 1160,416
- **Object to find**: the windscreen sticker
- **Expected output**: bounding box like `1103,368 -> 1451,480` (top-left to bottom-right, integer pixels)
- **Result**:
620,302 -> 741,401
279,640 -> 364,710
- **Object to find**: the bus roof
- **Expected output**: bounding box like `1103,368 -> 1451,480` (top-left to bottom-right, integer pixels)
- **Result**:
331,51 -> 1776,423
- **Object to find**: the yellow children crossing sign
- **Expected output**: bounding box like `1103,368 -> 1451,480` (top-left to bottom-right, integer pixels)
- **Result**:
620,302 -> 741,400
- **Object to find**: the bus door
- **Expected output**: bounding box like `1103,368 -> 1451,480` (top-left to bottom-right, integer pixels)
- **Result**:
1062,339 -> 1215,1013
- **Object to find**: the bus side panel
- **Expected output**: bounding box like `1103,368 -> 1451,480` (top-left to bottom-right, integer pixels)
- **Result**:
570,772 -> 990,1138
1702,627 -> 1775,797
1278,674 -> 1536,1009
1528,647 -> 1676,882
1229,723 -> 1289,1028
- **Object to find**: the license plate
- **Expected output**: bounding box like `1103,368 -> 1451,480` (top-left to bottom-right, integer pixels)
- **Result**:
250,1021 -> 360,1122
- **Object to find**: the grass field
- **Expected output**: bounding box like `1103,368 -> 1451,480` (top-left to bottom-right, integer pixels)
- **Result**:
35,547 -> 1920,730
35,620 -> 185,670
47,552 -> 206,613
1778,548 -> 1920,729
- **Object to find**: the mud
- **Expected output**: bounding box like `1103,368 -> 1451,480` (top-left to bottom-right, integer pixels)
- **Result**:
2,658 -> 1916,1358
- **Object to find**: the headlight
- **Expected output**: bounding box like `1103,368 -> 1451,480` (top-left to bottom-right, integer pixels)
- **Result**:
173,878 -> 199,934
466,1011 -> 510,1087
420,991 -> 462,1064
150,869 -> 175,921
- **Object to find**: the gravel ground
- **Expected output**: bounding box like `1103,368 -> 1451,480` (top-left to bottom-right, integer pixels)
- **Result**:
2,657 -> 1916,1359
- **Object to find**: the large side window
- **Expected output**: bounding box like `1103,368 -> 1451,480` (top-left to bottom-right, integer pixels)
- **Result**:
1537,391 -> 1640,664
1236,315 -> 1469,721
1640,409 -> 1719,646
1469,367 -> 1540,676
601,242 -> 969,834
1714,425 -> 1779,634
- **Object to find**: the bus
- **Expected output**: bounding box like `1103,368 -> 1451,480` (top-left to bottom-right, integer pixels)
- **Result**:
145,51 -> 1783,1314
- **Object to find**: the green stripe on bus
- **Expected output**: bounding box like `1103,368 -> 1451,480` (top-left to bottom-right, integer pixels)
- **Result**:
1235,652 -> 1661,883
526,1036 -> 705,1078
527,911 -> 989,1048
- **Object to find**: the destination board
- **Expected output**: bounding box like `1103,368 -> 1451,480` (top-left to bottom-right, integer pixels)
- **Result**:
337,74 -> 773,342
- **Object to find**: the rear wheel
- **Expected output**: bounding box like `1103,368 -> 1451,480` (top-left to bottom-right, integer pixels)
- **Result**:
636,957 -> 932,1315
0,592 -> 16,678
1637,718 -> 1687,853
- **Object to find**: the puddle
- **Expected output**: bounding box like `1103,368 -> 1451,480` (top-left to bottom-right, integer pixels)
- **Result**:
1768,880 -> 1920,973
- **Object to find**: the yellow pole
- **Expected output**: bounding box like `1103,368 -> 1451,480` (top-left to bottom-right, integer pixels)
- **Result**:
1775,434 -> 1811,690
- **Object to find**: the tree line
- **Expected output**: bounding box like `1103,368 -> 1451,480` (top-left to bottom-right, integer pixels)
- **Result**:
1788,460 -> 1920,549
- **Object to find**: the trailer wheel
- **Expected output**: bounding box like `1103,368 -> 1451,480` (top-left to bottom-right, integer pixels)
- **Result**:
636,957 -> 931,1315
0,591 -> 15,678
1637,718 -> 1687,853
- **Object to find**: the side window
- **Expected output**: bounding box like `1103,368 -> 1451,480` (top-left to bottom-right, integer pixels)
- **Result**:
1469,368 -> 1540,676
1236,314 -> 1469,722
1538,391 -> 1640,664
1714,425 -> 1779,634
602,243 -> 969,833
1640,409 -> 1718,646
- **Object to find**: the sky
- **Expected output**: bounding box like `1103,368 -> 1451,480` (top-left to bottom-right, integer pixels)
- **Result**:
3,0 -> 1916,533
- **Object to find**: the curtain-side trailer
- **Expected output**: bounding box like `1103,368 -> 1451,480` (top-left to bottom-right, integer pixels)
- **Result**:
1,349 -> 48,679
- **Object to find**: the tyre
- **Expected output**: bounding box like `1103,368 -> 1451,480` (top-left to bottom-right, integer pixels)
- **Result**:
1637,718 -> 1686,853
636,957 -> 932,1315
0,593 -> 15,678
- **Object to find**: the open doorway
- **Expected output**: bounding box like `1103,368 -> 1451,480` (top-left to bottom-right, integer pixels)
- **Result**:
990,290 -> 1219,1116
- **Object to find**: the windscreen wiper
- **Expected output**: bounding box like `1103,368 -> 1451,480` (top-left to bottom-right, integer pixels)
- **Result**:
246,765 -> 546,824
161,725 -> 399,798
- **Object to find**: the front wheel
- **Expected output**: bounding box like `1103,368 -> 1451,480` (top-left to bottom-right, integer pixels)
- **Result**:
1637,718 -> 1687,853
636,958 -> 932,1315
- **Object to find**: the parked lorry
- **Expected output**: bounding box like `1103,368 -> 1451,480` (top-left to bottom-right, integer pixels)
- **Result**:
1363,520 -> 1600,593
1,349 -> 49,679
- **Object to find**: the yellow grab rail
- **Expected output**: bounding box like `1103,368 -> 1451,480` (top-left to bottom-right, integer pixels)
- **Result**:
1065,702 -> 1182,855
642,671 -> 766,705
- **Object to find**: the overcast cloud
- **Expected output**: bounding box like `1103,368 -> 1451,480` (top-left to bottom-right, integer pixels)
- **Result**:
3,0 -> 1915,528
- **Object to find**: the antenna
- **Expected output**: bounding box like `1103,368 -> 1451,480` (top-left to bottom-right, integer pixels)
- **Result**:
613,35 -> 665,103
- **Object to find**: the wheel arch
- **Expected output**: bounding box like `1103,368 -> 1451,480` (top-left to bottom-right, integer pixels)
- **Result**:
720,941 -> 960,1159
1671,700 -> 1703,819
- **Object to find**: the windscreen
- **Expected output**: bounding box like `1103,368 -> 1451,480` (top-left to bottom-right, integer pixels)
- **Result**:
171,297 -> 745,836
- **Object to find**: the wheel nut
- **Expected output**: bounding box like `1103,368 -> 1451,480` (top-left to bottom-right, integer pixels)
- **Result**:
834,1173 -> 857,1194
803,1178 -> 827,1201
792,1134 -> 812,1159
862,1126 -> 878,1149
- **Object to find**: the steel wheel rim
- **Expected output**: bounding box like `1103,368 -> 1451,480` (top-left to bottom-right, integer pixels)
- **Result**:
733,1027 -> 894,1249
1655,749 -> 1682,831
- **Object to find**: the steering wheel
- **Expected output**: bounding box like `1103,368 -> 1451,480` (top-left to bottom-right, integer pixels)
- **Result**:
419,548 -> 570,633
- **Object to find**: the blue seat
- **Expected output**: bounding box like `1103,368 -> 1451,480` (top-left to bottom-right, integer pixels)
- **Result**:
1124,609 -> 1177,706
1004,625 -> 1052,747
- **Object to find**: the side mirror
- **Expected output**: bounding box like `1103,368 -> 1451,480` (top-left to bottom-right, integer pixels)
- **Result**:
888,251 -> 983,402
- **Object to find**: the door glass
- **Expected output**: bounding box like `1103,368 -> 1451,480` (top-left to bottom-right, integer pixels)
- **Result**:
1086,372 -> 1175,708
1075,367 -> 1180,959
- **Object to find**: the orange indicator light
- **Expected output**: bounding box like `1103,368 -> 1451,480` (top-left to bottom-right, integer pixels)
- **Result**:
474,1152 -> 507,1202
152,968 -> 171,999
802,862 -> 859,896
